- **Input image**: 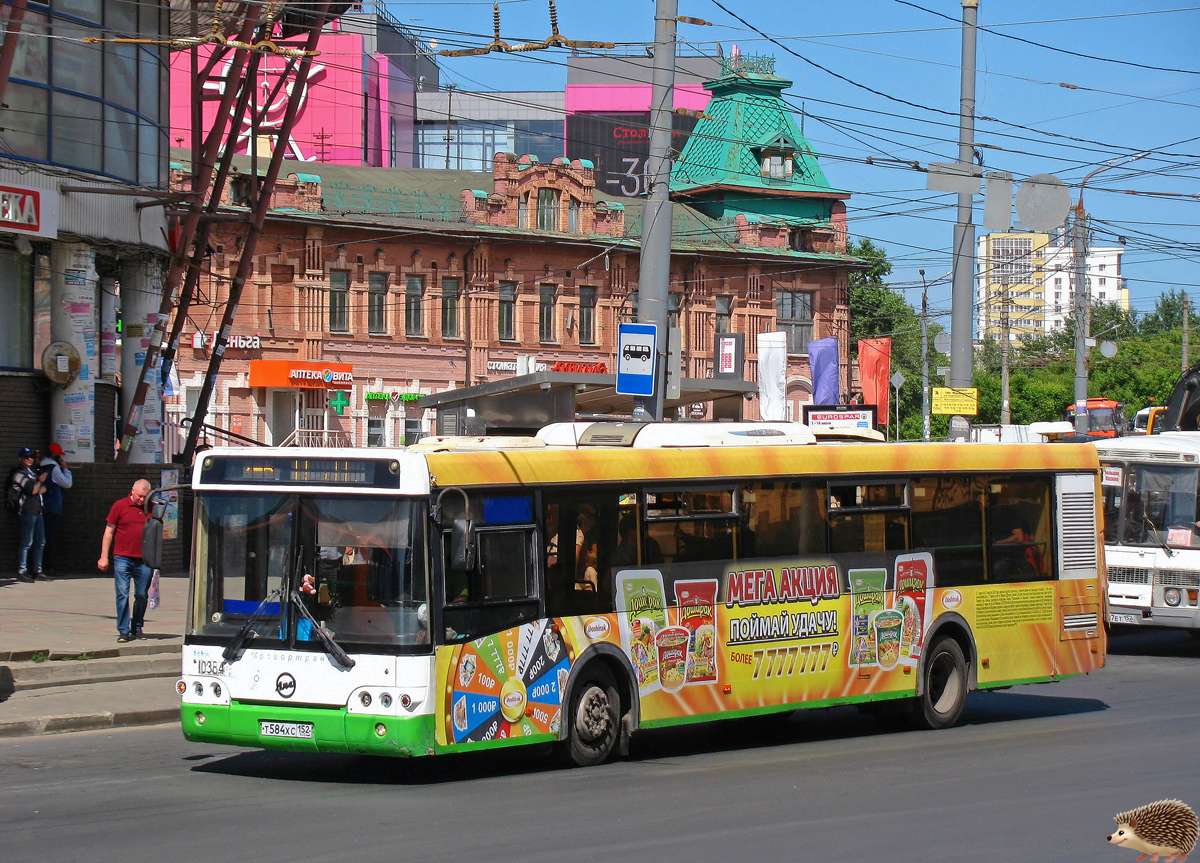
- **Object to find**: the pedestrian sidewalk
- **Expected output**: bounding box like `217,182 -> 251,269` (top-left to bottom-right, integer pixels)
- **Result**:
0,573 -> 185,738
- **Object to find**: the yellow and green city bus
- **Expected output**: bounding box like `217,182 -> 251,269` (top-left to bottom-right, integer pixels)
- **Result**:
176,422 -> 1106,766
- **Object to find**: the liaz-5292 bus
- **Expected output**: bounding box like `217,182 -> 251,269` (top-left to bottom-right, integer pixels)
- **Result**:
1097,433 -> 1200,630
174,422 -> 1106,766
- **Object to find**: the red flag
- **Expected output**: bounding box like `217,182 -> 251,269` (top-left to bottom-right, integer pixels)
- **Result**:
858,338 -> 892,426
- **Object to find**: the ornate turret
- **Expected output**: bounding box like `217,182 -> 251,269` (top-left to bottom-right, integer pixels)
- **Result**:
671,53 -> 849,235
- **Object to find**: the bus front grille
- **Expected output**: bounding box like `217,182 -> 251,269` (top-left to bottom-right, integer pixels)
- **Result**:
1157,570 -> 1200,588
1108,566 -> 1152,585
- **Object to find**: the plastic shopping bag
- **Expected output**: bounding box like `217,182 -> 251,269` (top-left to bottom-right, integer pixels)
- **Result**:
148,569 -> 161,610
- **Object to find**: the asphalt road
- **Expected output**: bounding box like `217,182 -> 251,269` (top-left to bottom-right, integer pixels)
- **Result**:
4,629 -> 1199,863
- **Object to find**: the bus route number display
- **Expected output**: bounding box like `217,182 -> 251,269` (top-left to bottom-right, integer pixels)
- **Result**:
932,387 -> 979,416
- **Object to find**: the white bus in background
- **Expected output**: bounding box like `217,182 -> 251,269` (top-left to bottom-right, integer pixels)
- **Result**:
1097,434 -> 1200,630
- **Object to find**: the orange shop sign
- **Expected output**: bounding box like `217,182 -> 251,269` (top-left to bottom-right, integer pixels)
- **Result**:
248,360 -> 354,390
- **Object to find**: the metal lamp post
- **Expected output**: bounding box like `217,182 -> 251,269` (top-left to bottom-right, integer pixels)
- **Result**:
1071,152 -> 1150,434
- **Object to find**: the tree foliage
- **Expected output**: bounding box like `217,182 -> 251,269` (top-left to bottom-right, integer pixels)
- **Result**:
843,241 -> 1190,437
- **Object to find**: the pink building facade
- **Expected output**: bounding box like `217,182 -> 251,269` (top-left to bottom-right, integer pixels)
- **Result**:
169,31 -> 416,167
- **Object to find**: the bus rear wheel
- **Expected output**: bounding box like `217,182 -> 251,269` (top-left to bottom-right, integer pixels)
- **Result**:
914,637 -> 968,730
564,665 -> 620,767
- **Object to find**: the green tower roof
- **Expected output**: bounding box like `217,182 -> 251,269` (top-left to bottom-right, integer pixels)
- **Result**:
670,54 -> 848,204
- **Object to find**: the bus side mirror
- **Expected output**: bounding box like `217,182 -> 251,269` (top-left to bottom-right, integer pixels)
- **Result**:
449,518 -> 475,572
142,499 -> 167,571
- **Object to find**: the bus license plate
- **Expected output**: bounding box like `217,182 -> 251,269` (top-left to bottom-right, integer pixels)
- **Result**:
1108,612 -> 1137,625
260,720 -> 314,739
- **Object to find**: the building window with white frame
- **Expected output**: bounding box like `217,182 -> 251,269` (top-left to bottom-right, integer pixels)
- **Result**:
441,277 -> 460,338
368,272 -> 388,334
405,275 -> 424,336
329,270 -> 350,333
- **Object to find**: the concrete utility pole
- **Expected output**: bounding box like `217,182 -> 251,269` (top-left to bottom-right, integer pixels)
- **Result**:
947,0 -> 978,438
920,270 -> 930,441
636,0 -> 678,421
1184,293 -> 1190,373
1000,298 -> 1011,424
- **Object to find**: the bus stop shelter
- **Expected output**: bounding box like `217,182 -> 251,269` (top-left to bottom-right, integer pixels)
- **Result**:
416,371 -> 757,436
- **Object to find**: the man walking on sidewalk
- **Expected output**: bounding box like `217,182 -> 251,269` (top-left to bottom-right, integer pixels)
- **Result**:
9,447 -> 48,582
98,479 -> 152,643
38,443 -> 72,576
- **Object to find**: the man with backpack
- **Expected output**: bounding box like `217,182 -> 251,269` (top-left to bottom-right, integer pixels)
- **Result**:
7,447 -> 48,582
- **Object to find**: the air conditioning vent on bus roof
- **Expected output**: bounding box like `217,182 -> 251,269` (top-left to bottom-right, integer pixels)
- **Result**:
577,423 -> 646,447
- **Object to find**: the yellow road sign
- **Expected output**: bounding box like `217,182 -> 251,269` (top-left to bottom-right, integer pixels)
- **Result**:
932,387 -> 979,416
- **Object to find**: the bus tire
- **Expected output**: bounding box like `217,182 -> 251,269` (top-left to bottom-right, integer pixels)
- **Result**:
913,637 -> 968,730
564,665 -> 620,767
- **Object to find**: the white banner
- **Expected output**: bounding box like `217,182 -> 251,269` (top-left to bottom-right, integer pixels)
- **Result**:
757,332 -> 788,421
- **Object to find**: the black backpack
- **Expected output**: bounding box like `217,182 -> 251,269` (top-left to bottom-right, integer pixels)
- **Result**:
5,469 -> 25,514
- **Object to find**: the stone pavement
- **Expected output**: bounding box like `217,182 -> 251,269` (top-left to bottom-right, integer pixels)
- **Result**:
0,572 -> 185,737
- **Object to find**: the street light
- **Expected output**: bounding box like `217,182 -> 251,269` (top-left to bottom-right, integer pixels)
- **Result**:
1072,151 -> 1150,435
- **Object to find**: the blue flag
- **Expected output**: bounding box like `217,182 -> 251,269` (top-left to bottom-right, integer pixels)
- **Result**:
809,338 -> 839,405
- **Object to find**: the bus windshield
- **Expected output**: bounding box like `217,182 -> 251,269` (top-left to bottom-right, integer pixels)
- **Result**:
191,493 -> 429,651
1103,463 -> 1200,549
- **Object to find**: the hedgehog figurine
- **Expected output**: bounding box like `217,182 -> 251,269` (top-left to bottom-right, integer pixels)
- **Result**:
1108,799 -> 1199,863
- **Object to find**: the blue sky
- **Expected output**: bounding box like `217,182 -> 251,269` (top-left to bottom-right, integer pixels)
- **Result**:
398,0 -> 1199,331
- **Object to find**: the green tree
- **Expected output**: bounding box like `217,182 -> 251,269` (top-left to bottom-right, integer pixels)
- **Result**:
846,239 -> 945,438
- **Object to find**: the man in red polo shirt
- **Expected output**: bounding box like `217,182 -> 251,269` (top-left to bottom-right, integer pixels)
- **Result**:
98,479 -> 152,643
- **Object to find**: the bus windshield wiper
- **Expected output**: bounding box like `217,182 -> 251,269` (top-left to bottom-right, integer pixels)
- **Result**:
1143,515 -> 1176,558
222,588 -> 283,663
288,590 -> 356,668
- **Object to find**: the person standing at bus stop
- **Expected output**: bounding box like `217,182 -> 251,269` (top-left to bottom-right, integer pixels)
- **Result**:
97,479 -> 153,643
38,443 -> 72,576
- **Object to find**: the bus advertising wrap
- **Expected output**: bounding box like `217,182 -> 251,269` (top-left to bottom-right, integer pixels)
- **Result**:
435,552 -> 1097,745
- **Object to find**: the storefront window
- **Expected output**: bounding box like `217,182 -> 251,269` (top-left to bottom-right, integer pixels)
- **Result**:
0,248 -> 34,368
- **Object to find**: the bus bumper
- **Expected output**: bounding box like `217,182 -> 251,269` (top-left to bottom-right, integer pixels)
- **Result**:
1107,603 -> 1200,630
180,701 -> 437,757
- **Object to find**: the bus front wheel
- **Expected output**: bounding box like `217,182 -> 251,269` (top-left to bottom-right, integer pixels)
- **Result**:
914,637 -> 968,730
564,665 -> 620,767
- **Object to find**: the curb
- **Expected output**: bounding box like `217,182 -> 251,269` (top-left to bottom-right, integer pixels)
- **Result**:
0,708 -> 180,738
0,643 -> 182,663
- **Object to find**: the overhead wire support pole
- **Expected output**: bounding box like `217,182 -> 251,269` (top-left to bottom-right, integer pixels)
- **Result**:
1070,150 -> 1149,435
116,3 -> 265,463
947,0 -> 978,439
637,0 -> 678,422
181,2 -> 334,467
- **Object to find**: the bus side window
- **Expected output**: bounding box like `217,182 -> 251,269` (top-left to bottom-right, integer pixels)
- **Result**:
910,477 -> 985,587
986,477 -> 1052,582
441,527 -> 539,644
543,491 -> 625,618
742,481 -> 827,558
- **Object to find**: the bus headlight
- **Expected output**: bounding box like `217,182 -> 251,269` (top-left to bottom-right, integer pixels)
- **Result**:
194,681 -> 204,697
360,691 -> 372,707
1165,588 -> 1182,607
380,693 -> 392,709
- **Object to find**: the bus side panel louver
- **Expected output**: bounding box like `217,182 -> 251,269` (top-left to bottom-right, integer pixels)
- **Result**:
1056,474 -> 1098,579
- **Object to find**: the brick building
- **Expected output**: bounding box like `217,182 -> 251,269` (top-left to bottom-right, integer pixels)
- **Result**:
165,54 -> 860,451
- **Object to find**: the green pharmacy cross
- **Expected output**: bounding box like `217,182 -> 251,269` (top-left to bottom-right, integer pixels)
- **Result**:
328,389 -> 350,415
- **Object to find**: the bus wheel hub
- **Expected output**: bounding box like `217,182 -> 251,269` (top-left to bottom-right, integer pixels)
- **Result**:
576,686 -> 610,741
